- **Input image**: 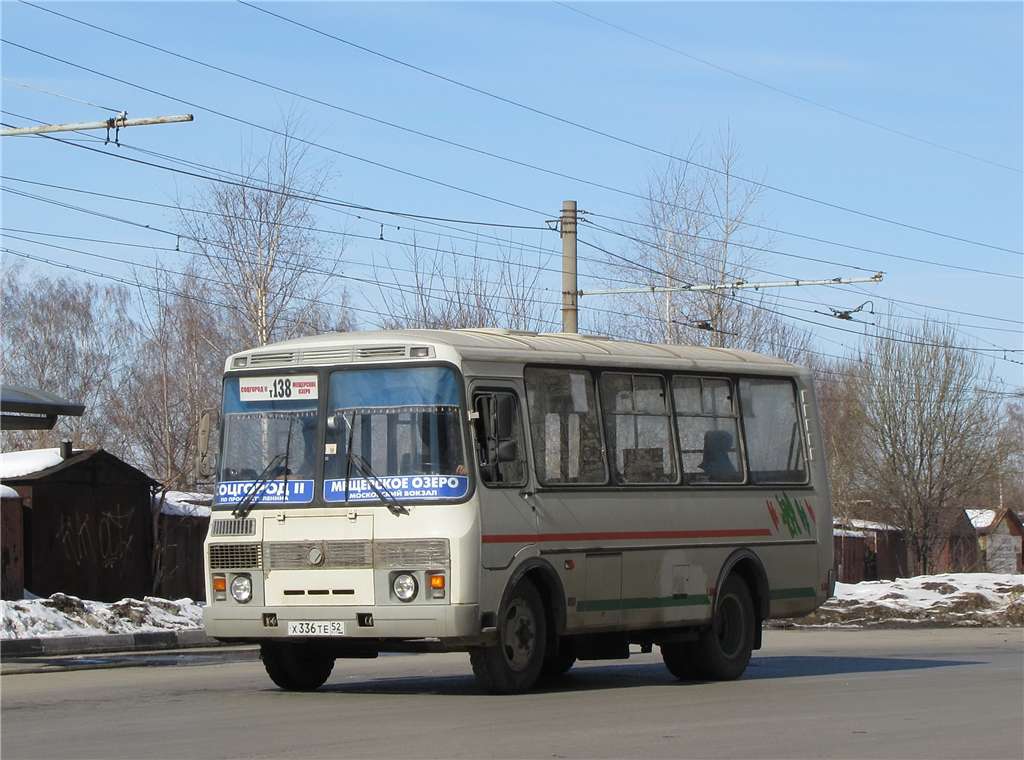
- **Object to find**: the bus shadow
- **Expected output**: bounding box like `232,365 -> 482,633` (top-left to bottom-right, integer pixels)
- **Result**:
312,654 -> 975,696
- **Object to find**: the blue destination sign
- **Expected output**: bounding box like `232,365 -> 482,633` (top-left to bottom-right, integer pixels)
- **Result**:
215,479 -> 315,505
324,475 -> 469,503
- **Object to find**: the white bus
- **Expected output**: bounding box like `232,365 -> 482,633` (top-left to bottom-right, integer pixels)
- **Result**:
203,329 -> 833,693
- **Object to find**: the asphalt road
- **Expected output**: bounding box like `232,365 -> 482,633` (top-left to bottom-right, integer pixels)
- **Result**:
2,628 -> 1021,759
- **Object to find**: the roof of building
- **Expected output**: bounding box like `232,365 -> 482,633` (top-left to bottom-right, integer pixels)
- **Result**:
0,385 -> 85,430
0,484 -> 20,499
154,490 -> 212,518
966,509 -> 998,530
966,508 -> 1024,535
833,517 -> 900,532
0,448 -> 160,486
226,329 -> 806,376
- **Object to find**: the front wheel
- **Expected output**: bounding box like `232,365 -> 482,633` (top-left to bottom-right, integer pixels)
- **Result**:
261,642 -> 335,691
470,578 -> 547,693
541,637 -> 576,678
691,575 -> 755,681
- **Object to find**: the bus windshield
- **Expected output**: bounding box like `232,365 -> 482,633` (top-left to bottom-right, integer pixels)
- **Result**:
323,366 -> 468,503
215,374 -> 320,507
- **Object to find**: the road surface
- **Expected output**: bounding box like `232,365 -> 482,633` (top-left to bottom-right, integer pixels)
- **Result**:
2,628 -> 1021,759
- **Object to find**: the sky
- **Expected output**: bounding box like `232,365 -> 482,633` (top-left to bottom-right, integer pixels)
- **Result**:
1,1 -> 1021,388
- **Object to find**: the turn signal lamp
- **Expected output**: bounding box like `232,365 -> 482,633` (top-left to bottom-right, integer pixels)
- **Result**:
212,574 -> 227,602
428,573 -> 445,599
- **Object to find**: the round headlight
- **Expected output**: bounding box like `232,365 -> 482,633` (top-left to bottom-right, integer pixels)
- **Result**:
393,573 -> 418,602
230,574 -> 252,603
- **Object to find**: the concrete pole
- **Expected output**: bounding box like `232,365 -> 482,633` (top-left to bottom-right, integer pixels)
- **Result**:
560,200 -> 578,333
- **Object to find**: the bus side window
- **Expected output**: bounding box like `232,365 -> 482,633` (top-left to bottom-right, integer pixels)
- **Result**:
738,377 -> 807,484
599,372 -> 677,484
524,368 -> 607,485
473,391 -> 527,487
672,376 -> 744,484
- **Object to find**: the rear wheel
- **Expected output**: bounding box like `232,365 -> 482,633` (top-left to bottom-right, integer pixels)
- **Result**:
692,575 -> 755,681
660,641 -> 697,680
260,642 -> 335,691
470,578 -> 547,693
541,636 -> 576,678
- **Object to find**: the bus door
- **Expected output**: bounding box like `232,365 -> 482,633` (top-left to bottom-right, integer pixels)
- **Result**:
469,384 -> 536,571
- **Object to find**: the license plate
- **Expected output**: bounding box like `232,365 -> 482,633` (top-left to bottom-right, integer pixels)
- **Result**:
287,621 -> 345,636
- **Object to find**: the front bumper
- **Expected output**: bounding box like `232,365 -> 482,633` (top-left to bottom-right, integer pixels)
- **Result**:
203,603 -> 482,646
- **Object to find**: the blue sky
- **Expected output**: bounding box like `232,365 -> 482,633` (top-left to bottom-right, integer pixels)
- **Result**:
1,2 -> 1021,386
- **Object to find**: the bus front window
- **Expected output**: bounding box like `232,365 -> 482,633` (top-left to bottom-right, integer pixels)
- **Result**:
215,375 -> 319,507
323,366 -> 468,503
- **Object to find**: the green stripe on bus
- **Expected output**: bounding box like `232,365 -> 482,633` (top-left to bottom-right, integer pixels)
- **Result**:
770,587 -> 817,600
576,594 -> 712,613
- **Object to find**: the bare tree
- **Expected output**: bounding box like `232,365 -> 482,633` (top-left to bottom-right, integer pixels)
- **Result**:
0,263 -> 136,452
375,236 -> 554,331
851,320 -> 1012,573
603,133 -> 811,361
177,120 -> 351,348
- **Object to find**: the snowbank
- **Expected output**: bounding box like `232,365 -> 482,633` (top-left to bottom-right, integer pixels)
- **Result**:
1,594 -> 203,640
155,490 -> 212,518
0,484 -> 19,499
0,448 -> 64,480
788,573 -> 1024,628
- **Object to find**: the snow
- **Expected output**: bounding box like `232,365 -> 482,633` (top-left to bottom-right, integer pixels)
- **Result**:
0,484 -> 19,499
0,448 -> 65,480
790,573 -> 1024,628
834,529 -> 867,538
1,594 -> 203,639
155,490 -> 212,518
836,518 -> 900,532
966,509 -> 998,530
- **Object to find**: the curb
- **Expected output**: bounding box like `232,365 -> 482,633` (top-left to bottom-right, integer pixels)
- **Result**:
1,629 -> 221,660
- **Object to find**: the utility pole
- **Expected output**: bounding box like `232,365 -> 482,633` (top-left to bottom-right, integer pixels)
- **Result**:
1,113 -> 194,137
560,200 -> 578,333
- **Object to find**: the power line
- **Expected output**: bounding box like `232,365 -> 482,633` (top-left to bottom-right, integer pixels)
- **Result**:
555,2 -> 1022,175
236,0 -> 1023,256
1,77 -> 123,113
585,212 -> 1023,280
576,234 -> 1024,365
17,0 -> 1000,272
0,39 -> 554,222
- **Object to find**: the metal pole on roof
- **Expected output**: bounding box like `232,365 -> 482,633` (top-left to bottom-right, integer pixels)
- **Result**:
560,200 -> 578,333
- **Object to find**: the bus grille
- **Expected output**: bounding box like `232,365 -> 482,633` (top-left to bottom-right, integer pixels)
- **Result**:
248,351 -> 296,367
210,519 -> 256,537
373,539 -> 450,568
209,543 -> 262,569
265,540 -> 372,570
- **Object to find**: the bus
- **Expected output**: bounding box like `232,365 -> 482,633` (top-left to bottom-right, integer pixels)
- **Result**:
202,328 -> 834,693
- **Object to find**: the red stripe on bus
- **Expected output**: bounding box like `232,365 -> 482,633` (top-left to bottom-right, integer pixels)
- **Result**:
481,528 -> 772,544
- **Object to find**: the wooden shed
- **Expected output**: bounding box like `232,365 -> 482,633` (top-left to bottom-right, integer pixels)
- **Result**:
966,508 -> 1023,573
0,447 -> 160,601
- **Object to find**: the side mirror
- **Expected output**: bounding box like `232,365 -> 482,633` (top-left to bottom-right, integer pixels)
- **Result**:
494,394 -> 516,440
496,439 -> 518,463
195,408 -> 219,480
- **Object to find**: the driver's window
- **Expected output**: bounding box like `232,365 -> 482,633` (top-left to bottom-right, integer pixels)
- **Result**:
472,391 -> 527,487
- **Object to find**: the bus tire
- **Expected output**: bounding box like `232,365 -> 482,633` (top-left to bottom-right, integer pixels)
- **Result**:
660,642 -> 697,680
260,642 -> 335,691
541,637 -> 576,678
692,575 -> 755,681
470,578 -> 547,693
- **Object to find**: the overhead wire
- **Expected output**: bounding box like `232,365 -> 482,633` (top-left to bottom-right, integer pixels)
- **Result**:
15,0 -> 1008,272
555,1 -> 1022,175
234,0 -> 1022,256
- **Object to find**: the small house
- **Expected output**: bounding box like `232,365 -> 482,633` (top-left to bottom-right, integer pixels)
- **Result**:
966,508 -> 1023,573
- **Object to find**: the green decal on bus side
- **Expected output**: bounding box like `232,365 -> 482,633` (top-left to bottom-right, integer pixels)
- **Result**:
576,594 -> 712,613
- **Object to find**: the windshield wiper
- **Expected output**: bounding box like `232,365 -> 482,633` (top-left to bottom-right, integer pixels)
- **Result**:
232,452 -> 286,520
233,416 -> 297,520
339,411 -> 407,517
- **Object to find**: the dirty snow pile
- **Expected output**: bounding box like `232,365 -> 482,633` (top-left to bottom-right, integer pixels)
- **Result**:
1,594 -> 203,640
791,573 -> 1024,628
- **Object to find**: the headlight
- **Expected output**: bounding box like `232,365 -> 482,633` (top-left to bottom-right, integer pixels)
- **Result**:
230,574 -> 252,603
392,573 -> 418,602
